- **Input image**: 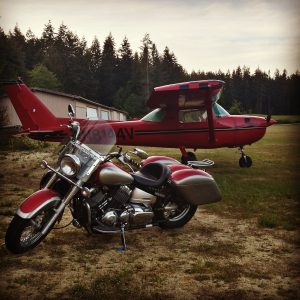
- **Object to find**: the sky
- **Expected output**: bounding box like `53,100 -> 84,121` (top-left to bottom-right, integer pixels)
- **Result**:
1,0 -> 299,75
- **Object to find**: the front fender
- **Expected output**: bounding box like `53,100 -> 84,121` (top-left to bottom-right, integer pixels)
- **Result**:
16,189 -> 61,219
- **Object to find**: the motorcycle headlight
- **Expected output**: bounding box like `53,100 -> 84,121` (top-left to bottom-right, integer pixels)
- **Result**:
60,154 -> 81,177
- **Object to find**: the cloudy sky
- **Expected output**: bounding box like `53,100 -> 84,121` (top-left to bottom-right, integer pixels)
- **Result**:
1,0 -> 299,74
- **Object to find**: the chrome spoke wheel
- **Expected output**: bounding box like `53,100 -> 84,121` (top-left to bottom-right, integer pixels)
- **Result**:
19,212 -> 47,247
159,201 -> 197,229
5,205 -> 56,253
164,202 -> 190,221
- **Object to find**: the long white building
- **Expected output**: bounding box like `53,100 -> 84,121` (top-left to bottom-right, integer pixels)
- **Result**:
1,87 -> 127,128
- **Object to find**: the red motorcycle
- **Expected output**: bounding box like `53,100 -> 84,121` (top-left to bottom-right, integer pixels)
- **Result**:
5,105 -> 221,253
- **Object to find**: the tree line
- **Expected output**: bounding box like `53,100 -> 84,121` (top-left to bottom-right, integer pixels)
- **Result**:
1,22 -> 299,117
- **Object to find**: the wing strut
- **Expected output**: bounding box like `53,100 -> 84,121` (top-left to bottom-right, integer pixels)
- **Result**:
205,88 -> 215,144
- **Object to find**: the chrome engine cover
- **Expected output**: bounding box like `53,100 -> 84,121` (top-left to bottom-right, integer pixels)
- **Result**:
102,210 -> 118,226
120,204 -> 154,225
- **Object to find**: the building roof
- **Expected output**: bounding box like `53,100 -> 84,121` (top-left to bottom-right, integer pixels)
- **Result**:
31,87 -> 127,115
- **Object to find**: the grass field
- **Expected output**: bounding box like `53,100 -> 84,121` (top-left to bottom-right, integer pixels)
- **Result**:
0,124 -> 299,299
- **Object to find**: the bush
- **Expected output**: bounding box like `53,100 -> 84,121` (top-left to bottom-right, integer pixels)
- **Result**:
258,214 -> 278,228
1,135 -> 51,151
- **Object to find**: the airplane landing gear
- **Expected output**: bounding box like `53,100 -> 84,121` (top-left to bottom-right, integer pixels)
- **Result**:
239,147 -> 252,168
180,147 -> 197,164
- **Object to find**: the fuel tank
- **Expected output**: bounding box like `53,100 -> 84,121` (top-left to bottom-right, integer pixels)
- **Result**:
99,162 -> 134,185
171,169 -> 221,205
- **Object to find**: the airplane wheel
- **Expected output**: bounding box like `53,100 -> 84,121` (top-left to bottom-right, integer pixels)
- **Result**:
181,151 -> 197,164
239,155 -> 252,168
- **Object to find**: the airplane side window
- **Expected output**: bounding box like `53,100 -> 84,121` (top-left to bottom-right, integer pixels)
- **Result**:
179,109 -> 207,123
141,108 -> 166,122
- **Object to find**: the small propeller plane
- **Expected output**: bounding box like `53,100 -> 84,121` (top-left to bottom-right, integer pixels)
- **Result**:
2,79 -> 276,167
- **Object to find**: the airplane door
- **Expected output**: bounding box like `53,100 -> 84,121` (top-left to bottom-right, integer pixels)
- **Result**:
178,108 -> 209,148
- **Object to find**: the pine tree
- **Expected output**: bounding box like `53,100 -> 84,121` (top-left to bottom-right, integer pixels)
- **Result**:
117,37 -> 133,88
99,33 -> 117,105
25,29 -> 42,70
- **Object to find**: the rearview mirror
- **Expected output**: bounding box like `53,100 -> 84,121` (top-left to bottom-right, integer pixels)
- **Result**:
68,104 -> 75,118
131,148 -> 149,159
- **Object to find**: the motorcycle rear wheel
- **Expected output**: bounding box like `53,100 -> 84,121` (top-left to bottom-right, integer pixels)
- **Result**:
5,206 -> 56,254
159,203 -> 197,229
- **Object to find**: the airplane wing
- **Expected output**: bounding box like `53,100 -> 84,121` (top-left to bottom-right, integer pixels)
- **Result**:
147,80 -> 225,144
147,80 -> 225,109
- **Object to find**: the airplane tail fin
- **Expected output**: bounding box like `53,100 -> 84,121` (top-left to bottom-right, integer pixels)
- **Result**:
2,80 -> 59,131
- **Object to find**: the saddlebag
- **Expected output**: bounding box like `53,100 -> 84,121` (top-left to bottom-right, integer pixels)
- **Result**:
170,169 -> 221,205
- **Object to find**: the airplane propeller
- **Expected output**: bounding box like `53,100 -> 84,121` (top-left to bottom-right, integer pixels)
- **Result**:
266,114 -> 271,123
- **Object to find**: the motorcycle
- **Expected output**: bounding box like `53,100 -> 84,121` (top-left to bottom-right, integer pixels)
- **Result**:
5,105 -> 221,254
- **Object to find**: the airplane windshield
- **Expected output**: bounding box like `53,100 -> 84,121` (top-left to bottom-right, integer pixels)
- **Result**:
142,108 -> 166,122
213,103 -> 229,117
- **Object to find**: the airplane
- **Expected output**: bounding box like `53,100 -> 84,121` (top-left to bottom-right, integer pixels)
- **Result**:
2,79 -> 276,168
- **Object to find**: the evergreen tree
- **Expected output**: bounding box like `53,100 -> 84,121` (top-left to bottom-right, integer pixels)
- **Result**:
149,43 -> 162,89
89,37 -> 101,74
99,33 -> 117,106
25,29 -> 42,70
140,34 -> 152,100
87,37 -> 102,99
117,37 -> 133,88
0,26 -> 26,81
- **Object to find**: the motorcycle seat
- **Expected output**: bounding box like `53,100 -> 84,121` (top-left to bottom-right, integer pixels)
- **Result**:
131,163 -> 171,188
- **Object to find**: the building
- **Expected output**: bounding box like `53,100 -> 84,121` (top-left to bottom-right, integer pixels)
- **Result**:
0,87 -> 127,128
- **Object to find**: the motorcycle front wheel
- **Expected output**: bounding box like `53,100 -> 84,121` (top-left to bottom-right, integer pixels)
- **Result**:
159,203 -> 197,229
5,205 -> 56,254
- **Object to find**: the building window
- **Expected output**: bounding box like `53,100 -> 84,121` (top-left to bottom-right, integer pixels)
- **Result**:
114,111 -> 120,121
100,110 -> 109,120
76,106 -> 86,119
87,107 -> 98,120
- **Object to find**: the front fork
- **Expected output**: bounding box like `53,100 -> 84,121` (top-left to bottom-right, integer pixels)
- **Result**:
41,176 -> 83,235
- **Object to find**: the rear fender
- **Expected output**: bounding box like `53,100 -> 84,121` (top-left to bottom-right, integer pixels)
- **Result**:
16,189 -> 61,219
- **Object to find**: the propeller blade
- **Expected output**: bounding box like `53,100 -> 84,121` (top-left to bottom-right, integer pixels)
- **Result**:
266,114 -> 271,123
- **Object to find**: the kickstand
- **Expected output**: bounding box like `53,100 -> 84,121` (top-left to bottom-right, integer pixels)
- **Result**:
117,224 -> 127,252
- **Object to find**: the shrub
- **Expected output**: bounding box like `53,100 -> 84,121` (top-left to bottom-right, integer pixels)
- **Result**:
1,135 -> 50,151
258,214 -> 278,228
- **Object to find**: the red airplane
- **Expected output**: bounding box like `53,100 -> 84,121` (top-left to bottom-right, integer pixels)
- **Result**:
2,79 -> 276,167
